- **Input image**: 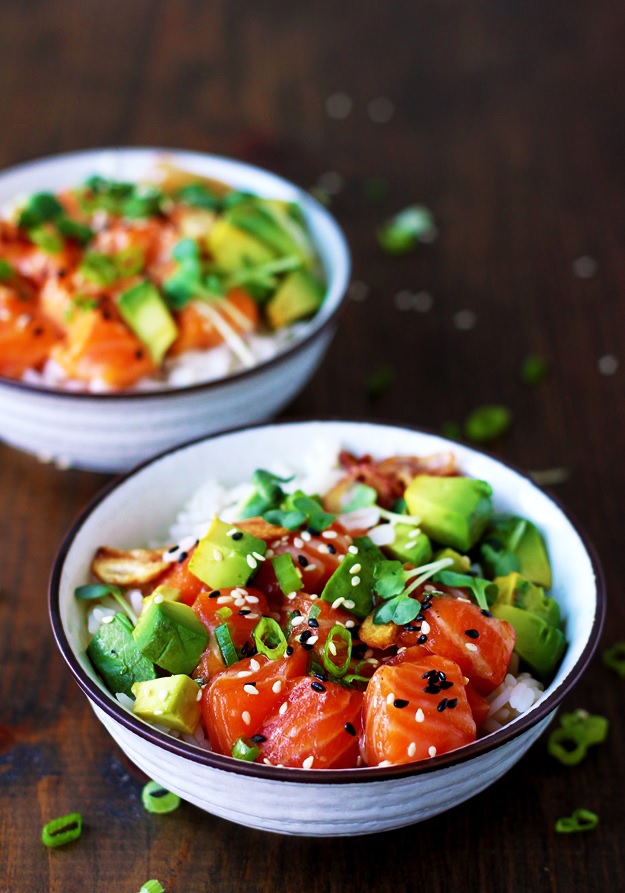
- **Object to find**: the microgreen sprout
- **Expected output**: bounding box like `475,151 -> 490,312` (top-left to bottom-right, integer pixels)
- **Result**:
74,583 -> 139,625
431,570 -> 497,611
372,556 -> 454,625
377,204 -> 436,255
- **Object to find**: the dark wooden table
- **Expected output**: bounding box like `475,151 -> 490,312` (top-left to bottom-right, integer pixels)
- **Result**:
1,2 -> 624,890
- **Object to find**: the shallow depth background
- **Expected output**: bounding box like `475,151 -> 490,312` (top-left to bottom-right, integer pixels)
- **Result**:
1,2 -> 624,891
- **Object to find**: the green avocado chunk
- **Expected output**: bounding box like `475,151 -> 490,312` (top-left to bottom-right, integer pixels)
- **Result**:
432,547 -> 472,574
494,572 -> 561,628
133,600 -> 208,676
265,269 -> 324,329
132,675 -> 201,734
188,518 -> 267,589
87,613 -> 156,697
228,199 -> 314,265
481,516 -> 552,588
385,525 -> 432,566
117,281 -> 178,364
491,603 -> 566,679
207,218 -> 276,271
320,535 -> 385,619
404,474 -> 493,552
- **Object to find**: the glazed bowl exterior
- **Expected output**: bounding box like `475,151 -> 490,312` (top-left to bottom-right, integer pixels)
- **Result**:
0,149 -> 350,472
49,421 -> 605,836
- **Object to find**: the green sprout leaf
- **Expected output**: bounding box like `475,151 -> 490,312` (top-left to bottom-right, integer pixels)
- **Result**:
378,204 -> 436,255
521,354 -> 548,385
464,404 -> 512,443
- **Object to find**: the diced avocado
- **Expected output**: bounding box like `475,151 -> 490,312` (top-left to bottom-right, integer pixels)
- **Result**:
87,613 -> 156,697
265,270 -> 324,329
491,603 -> 566,679
432,547 -> 472,574
133,600 -> 208,676
385,525 -> 432,566
320,536 -> 385,619
141,584 -> 181,614
118,281 -> 178,364
404,475 -> 493,552
188,518 -> 267,589
207,218 -> 275,271
271,553 -> 303,595
494,572 -> 561,628
481,516 -> 552,588
228,200 -> 315,266
131,675 -> 201,734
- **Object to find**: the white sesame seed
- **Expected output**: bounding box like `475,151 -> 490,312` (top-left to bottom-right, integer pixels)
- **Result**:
331,597 -> 345,609
243,684 -> 259,695
153,594 -> 164,604
301,531 -> 312,542
237,670 -> 253,678
367,658 -> 379,666
294,537 -> 304,549
216,595 -> 232,604
345,619 -> 355,628
286,592 -> 297,600
102,615 -> 114,624
428,745 -> 437,758
272,680 -> 282,694
424,584 -> 436,592
415,708 -> 425,723
246,613 -> 259,620
316,543 -> 330,554
246,554 -> 258,569
337,554 -> 345,562
407,742 -> 417,757
306,635 -> 319,645
212,549 -> 223,561
397,646 -> 406,654
263,758 -> 272,765
421,620 -> 431,635
304,563 -> 318,572
279,701 -> 288,715
242,711 -> 251,725
245,595 -> 259,604
343,599 -> 356,610
291,615 -> 306,626
328,641 -> 337,656
153,708 -> 163,716
302,755 -> 315,770
465,642 -> 478,652
351,577 -> 361,587
196,689 -> 202,701
250,659 -> 261,672
378,760 -> 393,768
322,530 -> 338,539
348,545 -> 359,555
233,598 -> 246,607
349,563 -> 362,574
226,528 -> 238,536
232,588 -> 248,598
364,649 -> 373,658
386,693 -> 395,705
266,549 -> 275,558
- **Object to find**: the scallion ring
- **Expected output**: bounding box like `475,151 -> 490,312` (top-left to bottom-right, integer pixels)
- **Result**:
232,736 -> 260,762
215,623 -> 239,667
41,812 -> 83,848
141,780 -> 181,815
555,808 -> 599,834
252,616 -> 287,660
322,624 -> 352,678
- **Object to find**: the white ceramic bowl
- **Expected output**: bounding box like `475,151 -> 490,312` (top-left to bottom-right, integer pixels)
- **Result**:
0,149 -> 350,472
49,420 -> 605,836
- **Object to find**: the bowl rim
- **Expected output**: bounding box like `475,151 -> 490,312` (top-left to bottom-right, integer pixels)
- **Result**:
48,417 -> 606,784
0,147 -> 351,401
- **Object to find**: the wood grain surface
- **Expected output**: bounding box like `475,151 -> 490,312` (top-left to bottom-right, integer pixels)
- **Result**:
1,2 -> 624,891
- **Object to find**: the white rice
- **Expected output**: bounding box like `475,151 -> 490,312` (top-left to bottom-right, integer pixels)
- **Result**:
481,672 -> 544,734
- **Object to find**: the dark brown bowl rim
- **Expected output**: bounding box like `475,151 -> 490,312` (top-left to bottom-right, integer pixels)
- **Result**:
0,147 -> 350,402
48,418 -> 607,784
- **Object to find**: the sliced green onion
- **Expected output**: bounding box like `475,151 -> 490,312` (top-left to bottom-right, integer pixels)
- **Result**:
322,624 -> 352,678
378,204 -> 436,255
253,616 -> 287,660
271,553 -> 303,595
0,258 -> 15,281
115,245 -> 146,277
521,354 -> 548,385
464,404 -> 512,444
215,623 -> 239,667
216,606 -> 233,620
232,736 -> 260,762
602,641 -> 625,677
555,808 -> 599,834
139,880 -> 165,893
41,812 -> 82,848
55,215 -> 93,245
547,710 -> 609,765
308,603 -> 321,621
79,250 -> 120,285
141,780 -> 181,815
28,226 -> 64,254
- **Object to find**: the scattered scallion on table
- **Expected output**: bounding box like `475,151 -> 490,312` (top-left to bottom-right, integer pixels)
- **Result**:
602,641 -> 625,677
555,808 -> 599,833
377,204 -> 436,254
547,709 -> 609,765
41,812 -> 83,848
141,780 -> 181,815
464,404 -> 512,443
139,880 -> 165,893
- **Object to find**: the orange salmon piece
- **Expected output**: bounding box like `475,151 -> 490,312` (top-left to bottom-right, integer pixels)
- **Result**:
192,587 -> 271,680
363,655 -> 476,766
169,287 -> 259,356
0,284 -> 61,378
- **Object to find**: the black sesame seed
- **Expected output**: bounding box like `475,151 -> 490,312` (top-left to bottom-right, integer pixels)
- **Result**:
403,624 -> 421,632
437,698 -> 448,713
302,642 -> 315,651
437,671 -> 446,681
311,681 -> 326,693
416,613 -> 425,622
240,641 -> 250,656
439,680 -> 454,690
297,554 -> 309,567
177,551 -> 188,563
238,609 -> 251,616
424,684 -> 441,694
465,629 -> 480,639
167,544 -> 179,553
393,699 -> 409,708
208,590 -> 220,598
447,698 -> 458,709
308,618 -> 319,628
422,670 -> 437,679
231,531 -> 243,541
300,630 -> 312,644
326,543 -> 337,554
286,645 -> 294,656
135,349 -> 144,359
251,734 -> 266,743
481,609 -> 493,617
344,722 -> 357,736
417,634 -> 428,645
313,672 -> 327,682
